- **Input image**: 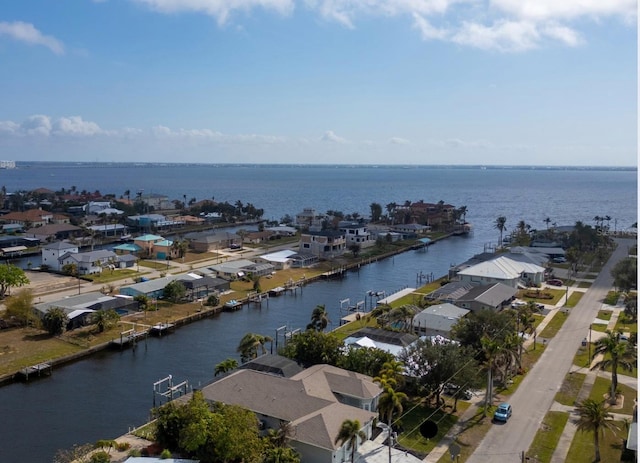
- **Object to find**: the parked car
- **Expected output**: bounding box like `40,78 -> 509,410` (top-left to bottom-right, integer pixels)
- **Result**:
552,257 -> 567,263
443,384 -> 472,400
511,300 -> 527,308
547,279 -> 563,286
493,402 -> 512,422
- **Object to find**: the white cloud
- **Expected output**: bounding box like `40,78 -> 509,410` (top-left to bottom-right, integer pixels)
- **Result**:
133,0 -> 295,25
20,115 -> 52,136
389,137 -> 411,145
452,20 -> 540,52
126,0 -> 635,52
53,116 -> 105,136
0,121 -> 19,134
0,21 -> 64,55
491,0 -> 637,22
320,130 -> 347,143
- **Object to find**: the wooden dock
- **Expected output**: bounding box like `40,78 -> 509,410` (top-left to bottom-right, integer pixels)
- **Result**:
149,323 -> 175,336
110,329 -> 148,349
16,362 -> 52,381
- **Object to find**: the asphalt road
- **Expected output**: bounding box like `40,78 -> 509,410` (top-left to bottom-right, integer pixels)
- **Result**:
466,238 -> 636,463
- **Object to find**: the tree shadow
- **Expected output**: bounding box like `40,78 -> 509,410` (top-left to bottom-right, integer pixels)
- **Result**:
22,332 -> 50,342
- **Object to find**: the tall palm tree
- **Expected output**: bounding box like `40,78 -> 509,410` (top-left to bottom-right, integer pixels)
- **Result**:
214,358 -> 238,376
377,385 -> 408,429
237,332 -> 273,363
377,360 -> 405,387
481,336 -> 502,415
575,399 -> 618,462
590,330 -> 637,404
369,304 -> 393,328
494,216 -> 507,247
334,419 -> 366,463
307,304 -> 330,331
388,305 -> 419,332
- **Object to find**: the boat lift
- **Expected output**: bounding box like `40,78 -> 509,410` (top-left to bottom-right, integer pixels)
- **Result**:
153,374 -> 190,407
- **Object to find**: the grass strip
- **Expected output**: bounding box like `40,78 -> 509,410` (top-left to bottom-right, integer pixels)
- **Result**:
527,411 -> 570,463
565,420 -> 629,463
555,372 -> 587,406
539,311 -> 569,339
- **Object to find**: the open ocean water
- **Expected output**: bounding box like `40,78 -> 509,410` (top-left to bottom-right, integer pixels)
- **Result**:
1,163 -> 637,248
0,163 -> 636,461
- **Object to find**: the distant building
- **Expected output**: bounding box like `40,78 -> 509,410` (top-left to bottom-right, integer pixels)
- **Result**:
299,230 -> 346,259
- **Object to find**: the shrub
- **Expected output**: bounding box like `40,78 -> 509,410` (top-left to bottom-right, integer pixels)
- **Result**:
90,451 -> 111,463
160,449 -> 172,459
128,449 -> 142,457
116,442 -> 131,451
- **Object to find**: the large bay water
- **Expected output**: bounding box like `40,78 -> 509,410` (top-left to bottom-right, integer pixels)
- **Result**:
0,163 -> 636,461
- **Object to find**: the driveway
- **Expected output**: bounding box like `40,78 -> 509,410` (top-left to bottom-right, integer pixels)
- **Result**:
466,238 -> 635,463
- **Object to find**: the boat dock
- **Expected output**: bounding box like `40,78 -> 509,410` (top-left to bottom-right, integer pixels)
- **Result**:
110,329 -> 148,349
268,286 -> 286,297
149,323 -> 175,336
16,362 -> 53,381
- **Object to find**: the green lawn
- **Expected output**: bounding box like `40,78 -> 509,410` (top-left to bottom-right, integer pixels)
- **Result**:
577,281 -> 592,289
527,411 -> 570,463
573,344 -> 592,368
565,291 -> 584,308
614,314 -> 637,335
555,372 -> 587,406
591,324 -> 608,332
597,310 -> 613,321
396,400 -> 466,455
539,311 -> 569,339
565,420 -> 630,463
604,291 -> 621,305
588,376 -> 637,415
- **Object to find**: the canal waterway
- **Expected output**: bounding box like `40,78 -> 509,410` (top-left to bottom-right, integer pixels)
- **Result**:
1,235 -> 471,461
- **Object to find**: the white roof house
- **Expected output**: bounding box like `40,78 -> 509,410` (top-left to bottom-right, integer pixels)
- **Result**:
456,256 -> 546,288
412,303 -> 470,338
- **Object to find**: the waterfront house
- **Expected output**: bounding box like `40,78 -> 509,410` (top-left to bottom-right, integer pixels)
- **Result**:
390,223 -> 430,237
265,225 -> 297,237
186,231 -> 241,252
58,249 -> 118,275
208,259 -> 274,280
0,208 -> 71,227
200,364 -> 381,463
243,230 -> 274,244
455,256 -> 546,288
299,230 -> 346,260
339,223 -> 375,249
133,234 -> 166,258
455,282 -> 518,312
26,223 -> 83,242
41,241 -> 79,271
295,207 -> 325,230
424,281 -> 474,303
33,292 -> 138,330
344,327 -> 419,358
238,354 -> 303,377
412,303 -> 470,338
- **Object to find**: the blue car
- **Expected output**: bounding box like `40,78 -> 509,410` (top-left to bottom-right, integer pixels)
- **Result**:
493,403 -> 512,422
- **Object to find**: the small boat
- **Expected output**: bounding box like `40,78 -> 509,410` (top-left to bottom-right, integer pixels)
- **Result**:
120,234 -> 133,242
223,300 -> 242,311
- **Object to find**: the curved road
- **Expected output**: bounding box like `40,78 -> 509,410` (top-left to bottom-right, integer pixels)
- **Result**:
466,238 -> 636,463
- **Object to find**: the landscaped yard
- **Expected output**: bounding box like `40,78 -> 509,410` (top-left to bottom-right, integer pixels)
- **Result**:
564,291 -> 584,308
565,420 -> 630,463
518,288 -> 566,305
588,376 -> 638,415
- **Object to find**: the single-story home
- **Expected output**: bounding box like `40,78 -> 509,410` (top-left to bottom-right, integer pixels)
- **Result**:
33,292 -> 138,330
208,259 -> 275,280
186,231 -> 241,252
412,303 -> 470,338
455,282 -> 518,312
455,256 -> 546,288
344,327 -> 419,358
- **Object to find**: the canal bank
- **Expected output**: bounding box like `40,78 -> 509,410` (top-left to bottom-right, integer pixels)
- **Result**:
0,233 -> 474,462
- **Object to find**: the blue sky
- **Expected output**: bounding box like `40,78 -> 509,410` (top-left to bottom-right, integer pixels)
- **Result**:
0,1 -> 636,166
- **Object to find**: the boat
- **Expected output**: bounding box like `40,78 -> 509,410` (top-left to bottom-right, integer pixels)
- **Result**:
120,234 -> 133,242
268,286 -> 286,297
223,300 -> 242,311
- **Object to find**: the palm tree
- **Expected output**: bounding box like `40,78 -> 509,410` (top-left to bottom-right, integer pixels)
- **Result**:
494,216 -> 507,247
307,304 -> 330,331
237,332 -> 273,363
214,358 -> 238,376
334,419 -> 366,463
575,399 -> 618,462
590,330 -> 637,404
369,304 -> 393,328
92,309 -> 120,333
481,336 -> 502,415
377,385 -> 408,429
387,305 -> 419,332
544,217 -> 551,229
